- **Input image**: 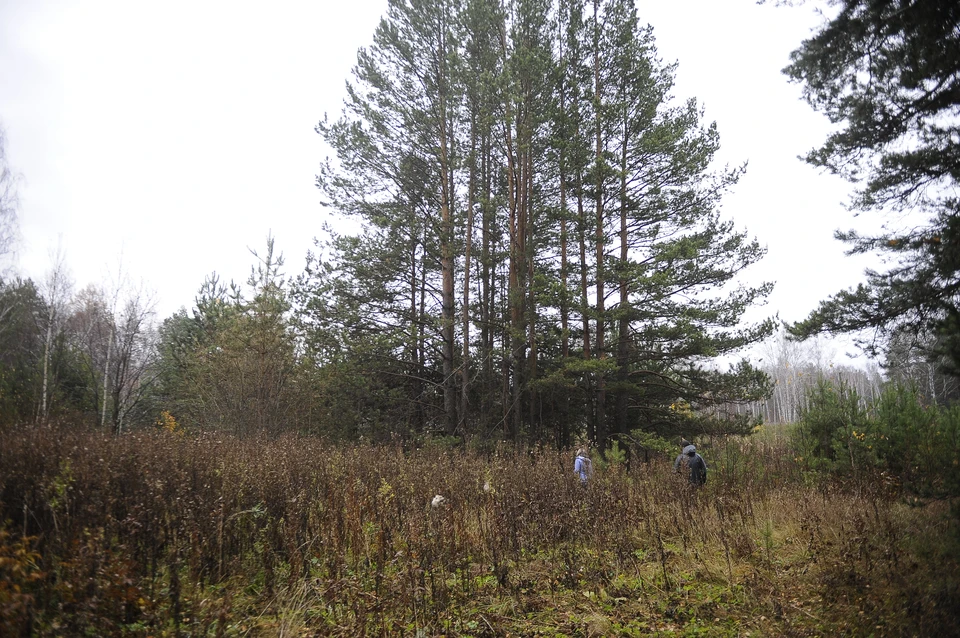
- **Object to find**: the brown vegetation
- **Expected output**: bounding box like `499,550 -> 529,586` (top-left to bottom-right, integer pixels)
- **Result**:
0,426 -> 957,636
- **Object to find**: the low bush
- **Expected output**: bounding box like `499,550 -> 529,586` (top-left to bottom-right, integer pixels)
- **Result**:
796,380 -> 960,499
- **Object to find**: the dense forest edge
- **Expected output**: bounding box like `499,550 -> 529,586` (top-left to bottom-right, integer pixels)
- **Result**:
4,0 -> 960,634
2,385 -> 960,636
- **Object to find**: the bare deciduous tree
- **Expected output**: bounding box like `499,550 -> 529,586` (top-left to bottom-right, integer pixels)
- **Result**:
39,243 -> 74,423
746,330 -> 883,424
0,124 -> 20,272
0,124 -> 22,340
68,272 -> 158,434
109,289 -> 158,434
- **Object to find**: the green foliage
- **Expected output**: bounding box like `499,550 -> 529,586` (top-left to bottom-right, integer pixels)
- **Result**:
420,434 -> 463,452
784,0 -> 960,370
307,0 -> 775,448
595,439 -> 627,469
0,278 -> 96,428
784,0 -> 960,212
0,278 -> 43,425
871,383 -> 934,477
871,383 -> 960,497
623,429 -> 674,456
793,378 -> 870,473
0,0 -> 778,445
795,379 -> 960,497
154,237 -> 300,436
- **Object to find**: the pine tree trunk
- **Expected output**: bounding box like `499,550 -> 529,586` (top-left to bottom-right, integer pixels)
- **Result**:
480,132 -> 493,429
418,229 -> 428,433
525,148 -> 539,438
437,16 -> 457,436
592,0 -> 607,449
502,26 -> 521,439
559,148 -> 570,448
462,112 -> 477,434
615,107 -> 631,441
409,211 -> 422,432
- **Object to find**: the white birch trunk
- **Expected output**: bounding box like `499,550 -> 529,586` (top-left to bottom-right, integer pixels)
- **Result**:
101,328 -> 113,429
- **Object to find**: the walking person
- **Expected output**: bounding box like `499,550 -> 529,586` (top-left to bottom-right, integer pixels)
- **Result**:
675,440 -> 707,487
574,447 -> 593,486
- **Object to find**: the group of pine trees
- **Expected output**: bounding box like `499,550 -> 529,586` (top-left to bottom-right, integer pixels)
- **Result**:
306,0 -> 776,447
0,0 -> 777,448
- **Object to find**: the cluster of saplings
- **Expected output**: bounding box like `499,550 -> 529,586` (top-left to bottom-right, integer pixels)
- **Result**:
793,379 -> 960,499
1,378 -> 958,635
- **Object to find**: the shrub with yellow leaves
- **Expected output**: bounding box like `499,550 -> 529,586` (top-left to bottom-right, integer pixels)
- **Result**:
156,410 -> 183,436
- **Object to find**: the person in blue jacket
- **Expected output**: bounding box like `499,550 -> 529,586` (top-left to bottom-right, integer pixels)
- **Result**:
574,447 -> 593,485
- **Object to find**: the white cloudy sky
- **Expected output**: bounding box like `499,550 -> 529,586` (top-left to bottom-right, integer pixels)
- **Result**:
0,0 -> 877,359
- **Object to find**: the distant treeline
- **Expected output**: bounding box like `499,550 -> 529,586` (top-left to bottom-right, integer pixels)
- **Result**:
2,262 -> 954,452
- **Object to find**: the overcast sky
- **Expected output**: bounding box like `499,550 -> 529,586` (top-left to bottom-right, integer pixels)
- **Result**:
0,0 -> 877,360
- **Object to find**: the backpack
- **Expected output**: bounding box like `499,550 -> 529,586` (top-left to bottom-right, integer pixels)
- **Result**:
689,453 -> 707,485
576,455 -> 592,481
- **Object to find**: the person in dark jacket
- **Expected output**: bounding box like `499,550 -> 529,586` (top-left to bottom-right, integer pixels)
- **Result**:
683,445 -> 707,486
675,442 -> 707,486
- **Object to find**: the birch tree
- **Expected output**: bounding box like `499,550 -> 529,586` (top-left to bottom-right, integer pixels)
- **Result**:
39,245 -> 73,424
0,125 -> 19,274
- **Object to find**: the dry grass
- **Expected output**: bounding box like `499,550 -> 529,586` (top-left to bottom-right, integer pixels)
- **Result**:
0,425 -> 957,636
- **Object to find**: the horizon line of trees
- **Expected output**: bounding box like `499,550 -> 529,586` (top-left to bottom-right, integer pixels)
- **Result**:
4,0 -> 959,448
1,247 -> 954,443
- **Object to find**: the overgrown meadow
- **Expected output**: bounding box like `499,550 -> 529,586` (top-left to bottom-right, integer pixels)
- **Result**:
1,423 -> 958,637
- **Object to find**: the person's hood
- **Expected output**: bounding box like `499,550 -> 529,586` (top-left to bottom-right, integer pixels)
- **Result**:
682,444 -> 696,456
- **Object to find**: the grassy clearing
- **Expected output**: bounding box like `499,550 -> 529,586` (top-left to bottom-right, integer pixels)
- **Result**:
0,426 -> 957,636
